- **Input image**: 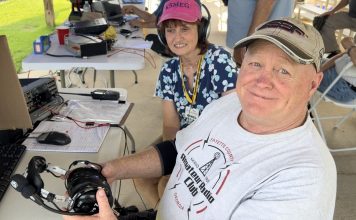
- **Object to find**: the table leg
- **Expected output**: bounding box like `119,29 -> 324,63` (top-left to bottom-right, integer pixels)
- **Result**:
110,70 -> 115,88
60,70 -> 65,88
132,70 -> 138,84
93,69 -> 97,87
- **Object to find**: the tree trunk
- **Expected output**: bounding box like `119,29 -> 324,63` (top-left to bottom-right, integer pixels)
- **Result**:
43,0 -> 55,27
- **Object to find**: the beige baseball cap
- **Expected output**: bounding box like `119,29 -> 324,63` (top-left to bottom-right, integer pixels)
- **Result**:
234,17 -> 324,72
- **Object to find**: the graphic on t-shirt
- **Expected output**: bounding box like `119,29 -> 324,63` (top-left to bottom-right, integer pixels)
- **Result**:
167,133 -> 236,218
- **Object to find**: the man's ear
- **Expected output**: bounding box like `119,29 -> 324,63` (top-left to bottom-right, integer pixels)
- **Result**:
310,71 -> 323,96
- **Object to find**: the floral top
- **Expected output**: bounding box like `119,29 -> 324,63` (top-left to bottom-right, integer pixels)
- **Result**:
155,44 -> 238,128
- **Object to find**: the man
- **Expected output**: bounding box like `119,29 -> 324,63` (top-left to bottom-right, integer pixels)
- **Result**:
318,36 -> 356,101
227,0 -> 295,66
318,0 -> 356,57
63,17 -> 337,220
121,2 -> 166,28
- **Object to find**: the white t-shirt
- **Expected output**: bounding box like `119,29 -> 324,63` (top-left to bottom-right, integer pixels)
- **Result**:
157,92 -> 336,220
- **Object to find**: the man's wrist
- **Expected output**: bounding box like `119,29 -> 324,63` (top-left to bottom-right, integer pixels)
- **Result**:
347,46 -> 356,56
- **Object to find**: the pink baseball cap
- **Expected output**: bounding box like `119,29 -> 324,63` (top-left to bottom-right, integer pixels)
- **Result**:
157,0 -> 202,26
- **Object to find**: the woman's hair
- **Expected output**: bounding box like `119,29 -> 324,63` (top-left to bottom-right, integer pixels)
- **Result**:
159,19 -> 209,56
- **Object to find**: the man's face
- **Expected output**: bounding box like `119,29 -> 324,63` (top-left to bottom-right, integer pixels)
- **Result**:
236,40 -> 323,131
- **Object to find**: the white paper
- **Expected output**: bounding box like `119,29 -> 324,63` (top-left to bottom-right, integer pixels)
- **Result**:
23,120 -> 109,152
59,100 -> 131,124
113,39 -> 153,49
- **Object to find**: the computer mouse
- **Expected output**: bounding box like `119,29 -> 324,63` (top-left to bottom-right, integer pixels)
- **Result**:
36,131 -> 71,146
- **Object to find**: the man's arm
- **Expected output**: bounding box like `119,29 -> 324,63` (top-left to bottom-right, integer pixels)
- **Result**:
162,100 -> 181,141
122,5 -> 157,28
122,5 -> 153,20
102,146 -> 163,184
128,18 -> 157,28
320,37 -> 356,72
341,37 -> 356,65
320,52 -> 345,72
320,0 -> 349,16
247,0 -> 277,36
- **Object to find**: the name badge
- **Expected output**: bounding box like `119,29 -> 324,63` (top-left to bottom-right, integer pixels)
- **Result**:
185,106 -> 200,124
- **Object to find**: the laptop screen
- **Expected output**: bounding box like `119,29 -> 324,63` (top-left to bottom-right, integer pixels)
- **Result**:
0,35 -> 32,130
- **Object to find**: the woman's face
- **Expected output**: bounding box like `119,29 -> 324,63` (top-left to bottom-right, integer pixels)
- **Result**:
165,21 -> 199,56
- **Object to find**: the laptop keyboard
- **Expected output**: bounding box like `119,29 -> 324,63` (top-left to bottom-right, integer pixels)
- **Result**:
0,144 -> 26,202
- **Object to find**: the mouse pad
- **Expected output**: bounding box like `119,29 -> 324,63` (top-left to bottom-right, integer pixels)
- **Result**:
22,120 -> 109,152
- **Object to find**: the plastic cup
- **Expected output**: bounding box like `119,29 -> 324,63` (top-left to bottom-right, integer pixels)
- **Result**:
56,26 -> 70,45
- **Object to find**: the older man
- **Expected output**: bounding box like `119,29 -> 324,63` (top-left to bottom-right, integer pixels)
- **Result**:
63,17 -> 336,220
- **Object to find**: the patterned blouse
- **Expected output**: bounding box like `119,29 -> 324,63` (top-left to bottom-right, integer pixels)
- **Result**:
155,44 -> 238,129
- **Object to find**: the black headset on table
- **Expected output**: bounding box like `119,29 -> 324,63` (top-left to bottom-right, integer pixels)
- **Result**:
157,3 -> 211,46
10,156 -> 113,216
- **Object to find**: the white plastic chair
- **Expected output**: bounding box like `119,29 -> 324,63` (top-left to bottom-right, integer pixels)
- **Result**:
309,62 -> 356,152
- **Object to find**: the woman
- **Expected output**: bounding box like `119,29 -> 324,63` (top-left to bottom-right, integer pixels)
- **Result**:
135,0 -> 238,211
155,0 -> 238,140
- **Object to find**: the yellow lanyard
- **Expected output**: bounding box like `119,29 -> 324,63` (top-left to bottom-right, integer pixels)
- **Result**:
180,55 -> 204,105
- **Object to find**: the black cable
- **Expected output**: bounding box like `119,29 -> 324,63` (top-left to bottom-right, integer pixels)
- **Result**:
45,52 -> 81,58
131,178 -> 148,210
115,125 -> 127,204
115,125 -> 149,210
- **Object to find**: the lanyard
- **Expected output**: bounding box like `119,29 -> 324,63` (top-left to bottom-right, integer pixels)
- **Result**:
180,55 -> 204,104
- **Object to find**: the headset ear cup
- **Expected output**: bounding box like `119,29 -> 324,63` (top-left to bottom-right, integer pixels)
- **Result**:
198,17 -> 210,43
157,28 -> 167,46
66,167 -> 113,214
27,156 -> 46,193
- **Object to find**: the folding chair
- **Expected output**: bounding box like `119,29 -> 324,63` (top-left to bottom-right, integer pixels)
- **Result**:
309,62 -> 356,152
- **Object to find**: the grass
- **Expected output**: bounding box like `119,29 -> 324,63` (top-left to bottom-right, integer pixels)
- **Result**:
0,0 -> 71,72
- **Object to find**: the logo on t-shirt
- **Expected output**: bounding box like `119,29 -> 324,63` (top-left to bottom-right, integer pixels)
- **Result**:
167,134 -> 236,217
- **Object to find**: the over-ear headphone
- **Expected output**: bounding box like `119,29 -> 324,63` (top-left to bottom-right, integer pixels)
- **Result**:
11,156 -> 113,216
157,3 -> 211,46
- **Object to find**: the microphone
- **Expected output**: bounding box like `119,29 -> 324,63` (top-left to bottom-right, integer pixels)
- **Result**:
10,174 -> 44,205
10,174 -> 28,193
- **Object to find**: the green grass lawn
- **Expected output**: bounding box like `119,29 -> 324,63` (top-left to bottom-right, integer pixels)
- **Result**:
0,0 -> 71,72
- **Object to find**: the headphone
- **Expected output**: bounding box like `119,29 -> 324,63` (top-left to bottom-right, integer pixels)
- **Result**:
157,3 -> 211,46
10,156 -> 113,216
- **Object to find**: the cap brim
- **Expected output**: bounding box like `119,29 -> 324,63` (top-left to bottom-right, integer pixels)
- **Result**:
234,35 -> 314,65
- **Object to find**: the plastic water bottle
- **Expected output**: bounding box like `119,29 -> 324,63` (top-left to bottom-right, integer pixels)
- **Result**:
83,1 -> 91,12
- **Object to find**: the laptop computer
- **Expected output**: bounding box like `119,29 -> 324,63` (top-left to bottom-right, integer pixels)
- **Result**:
0,35 -> 32,130
101,1 -> 124,25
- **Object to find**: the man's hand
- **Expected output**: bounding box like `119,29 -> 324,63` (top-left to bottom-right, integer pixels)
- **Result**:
122,5 -> 138,14
319,11 -> 333,17
101,160 -> 119,185
128,19 -> 143,28
62,188 -> 116,220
